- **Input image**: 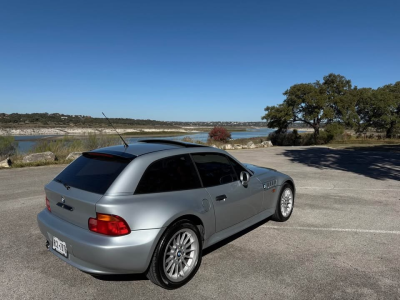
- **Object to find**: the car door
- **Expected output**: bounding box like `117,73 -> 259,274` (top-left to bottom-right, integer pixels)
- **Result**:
191,153 -> 264,232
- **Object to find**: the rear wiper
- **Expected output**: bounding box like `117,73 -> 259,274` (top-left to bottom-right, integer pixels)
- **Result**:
55,178 -> 71,190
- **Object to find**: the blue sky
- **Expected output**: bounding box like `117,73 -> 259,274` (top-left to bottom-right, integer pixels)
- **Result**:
0,0 -> 399,121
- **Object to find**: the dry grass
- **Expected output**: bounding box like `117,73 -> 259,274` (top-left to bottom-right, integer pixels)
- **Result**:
9,134 -> 120,168
0,136 -> 17,159
11,160 -> 69,168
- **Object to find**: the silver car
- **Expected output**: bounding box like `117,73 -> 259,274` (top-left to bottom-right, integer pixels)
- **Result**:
37,139 -> 295,289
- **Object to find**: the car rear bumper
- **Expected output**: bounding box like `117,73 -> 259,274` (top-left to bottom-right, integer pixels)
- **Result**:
37,209 -> 163,274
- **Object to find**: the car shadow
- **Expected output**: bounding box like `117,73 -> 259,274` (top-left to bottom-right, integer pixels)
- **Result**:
281,145 -> 400,181
92,217 -> 272,282
202,217 -> 271,256
92,273 -> 148,282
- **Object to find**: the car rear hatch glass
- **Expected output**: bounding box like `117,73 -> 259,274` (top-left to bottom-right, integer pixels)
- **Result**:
46,152 -> 132,229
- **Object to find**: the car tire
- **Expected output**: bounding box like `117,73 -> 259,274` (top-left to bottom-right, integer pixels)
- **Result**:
146,220 -> 203,289
271,183 -> 294,222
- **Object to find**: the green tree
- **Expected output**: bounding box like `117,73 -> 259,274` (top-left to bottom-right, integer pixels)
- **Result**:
353,87 -> 375,134
353,82 -> 400,138
284,83 -> 335,143
320,73 -> 354,126
263,83 -> 333,143
371,82 -> 400,138
262,74 -> 353,144
261,104 -> 292,134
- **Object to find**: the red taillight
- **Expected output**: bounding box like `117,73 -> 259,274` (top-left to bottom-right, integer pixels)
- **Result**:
88,213 -> 131,236
46,197 -> 51,212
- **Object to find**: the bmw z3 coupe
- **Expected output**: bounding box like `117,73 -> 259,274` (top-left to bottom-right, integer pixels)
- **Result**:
37,139 -> 295,289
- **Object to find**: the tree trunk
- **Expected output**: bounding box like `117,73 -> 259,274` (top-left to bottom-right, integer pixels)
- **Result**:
313,126 -> 320,144
386,123 -> 395,138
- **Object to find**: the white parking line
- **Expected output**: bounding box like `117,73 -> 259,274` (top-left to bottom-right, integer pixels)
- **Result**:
263,225 -> 400,235
297,187 -> 400,191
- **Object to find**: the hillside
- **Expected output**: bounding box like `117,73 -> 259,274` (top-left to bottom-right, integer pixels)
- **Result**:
0,112 -> 269,128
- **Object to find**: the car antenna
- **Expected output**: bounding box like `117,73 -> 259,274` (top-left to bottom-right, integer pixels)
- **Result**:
102,112 -> 129,148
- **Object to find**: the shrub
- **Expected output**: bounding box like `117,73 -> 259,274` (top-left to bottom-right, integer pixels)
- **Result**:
268,130 -> 329,146
269,124 -> 346,146
182,136 -> 194,143
0,136 -> 17,159
208,126 -> 231,142
83,133 -> 120,150
324,123 -> 345,142
268,130 -> 301,146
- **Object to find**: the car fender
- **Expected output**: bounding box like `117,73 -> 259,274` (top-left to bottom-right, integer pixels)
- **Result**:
97,190 -> 216,241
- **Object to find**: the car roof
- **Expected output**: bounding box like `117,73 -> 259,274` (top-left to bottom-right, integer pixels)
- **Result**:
90,139 -> 209,158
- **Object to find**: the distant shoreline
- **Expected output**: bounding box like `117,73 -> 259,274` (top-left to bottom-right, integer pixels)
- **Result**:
0,127 -> 201,136
0,126 -> 313,136
0,126 -> 267,136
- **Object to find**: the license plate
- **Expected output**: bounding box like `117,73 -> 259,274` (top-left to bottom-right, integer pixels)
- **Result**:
52,236 -> 68,257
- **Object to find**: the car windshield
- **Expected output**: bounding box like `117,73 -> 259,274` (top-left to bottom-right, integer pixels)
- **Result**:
54,153 -> 131,194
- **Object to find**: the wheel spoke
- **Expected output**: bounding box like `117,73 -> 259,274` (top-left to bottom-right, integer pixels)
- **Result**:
169,263 -> 175,276
184,241 -> 195,249
180,232 -> 186,244
182,259 -> 189,267
166,259 -> 174,271
183,234 -> 191,245
179,261 -> 184,275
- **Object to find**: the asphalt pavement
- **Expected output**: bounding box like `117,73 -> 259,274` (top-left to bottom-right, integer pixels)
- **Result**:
0,146 -> 399,300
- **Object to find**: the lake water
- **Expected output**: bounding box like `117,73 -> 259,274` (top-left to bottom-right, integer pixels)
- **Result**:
14,128 -> 275,153
14,135 -> 57,153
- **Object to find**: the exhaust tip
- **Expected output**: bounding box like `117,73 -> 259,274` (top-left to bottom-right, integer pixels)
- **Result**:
46,240 -> 50,249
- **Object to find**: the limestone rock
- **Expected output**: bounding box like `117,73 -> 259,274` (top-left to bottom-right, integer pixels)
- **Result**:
255,143 -> 263,148
234,144 -> 242,149
262,141 -> 273,147
22,152 -> 56,163
0,157 -> 11,168
66,152 -> 82,161
247,141 -> 256,149
221,144 -> 234,150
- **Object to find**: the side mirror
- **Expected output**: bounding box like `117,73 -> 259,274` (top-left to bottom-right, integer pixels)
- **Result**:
240,171 -> 250,187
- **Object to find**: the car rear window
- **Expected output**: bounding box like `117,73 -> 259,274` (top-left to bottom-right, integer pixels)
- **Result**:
54,153 -> 131,194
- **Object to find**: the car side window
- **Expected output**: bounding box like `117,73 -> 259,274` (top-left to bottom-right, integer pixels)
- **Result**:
227,156 -> 250,177
191,153 -> 238,187
135,154 -> 201,194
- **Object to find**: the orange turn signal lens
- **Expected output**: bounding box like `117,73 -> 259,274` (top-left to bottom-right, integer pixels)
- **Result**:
88,213 -> 131,236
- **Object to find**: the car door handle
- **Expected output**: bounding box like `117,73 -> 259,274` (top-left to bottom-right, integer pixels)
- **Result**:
216,194 -> 227,201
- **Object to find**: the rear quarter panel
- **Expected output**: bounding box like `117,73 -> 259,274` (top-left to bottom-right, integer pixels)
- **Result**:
96,188 -> 216,241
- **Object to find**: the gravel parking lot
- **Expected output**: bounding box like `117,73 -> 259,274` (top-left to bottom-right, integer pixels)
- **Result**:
0,146 -> 399,300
